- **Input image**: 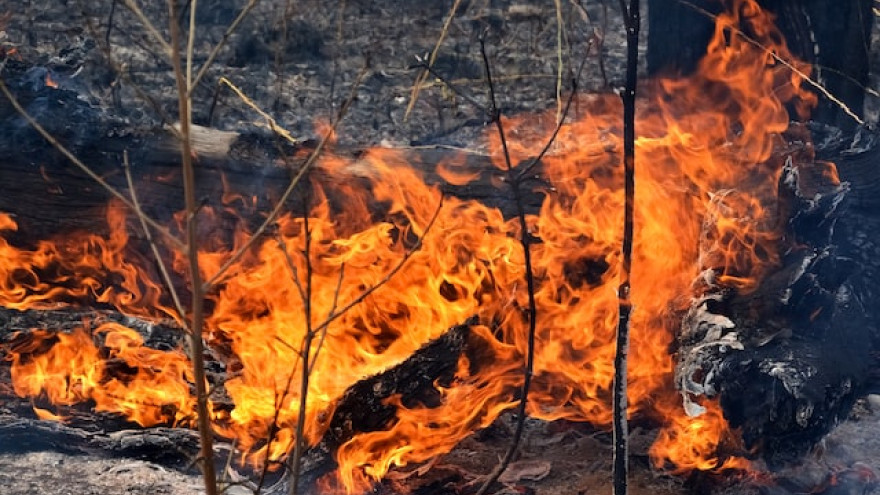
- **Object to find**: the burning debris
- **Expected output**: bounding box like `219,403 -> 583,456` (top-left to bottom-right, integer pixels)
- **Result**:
0,0 -> 878,494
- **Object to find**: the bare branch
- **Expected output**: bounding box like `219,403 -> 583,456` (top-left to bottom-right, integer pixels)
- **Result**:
123,150 -> 188,327
166,1 -> 218,492
202,65 -> 369,291
474,35 -> 539,495
121,0 -> 173,56
404,0 -> 464,121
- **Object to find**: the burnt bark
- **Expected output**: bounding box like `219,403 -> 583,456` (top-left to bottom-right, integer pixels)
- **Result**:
676,128 -> 880,467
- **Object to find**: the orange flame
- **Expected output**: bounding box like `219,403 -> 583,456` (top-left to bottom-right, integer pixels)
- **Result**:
44,72 -> 59,89
1,0 -> 823,490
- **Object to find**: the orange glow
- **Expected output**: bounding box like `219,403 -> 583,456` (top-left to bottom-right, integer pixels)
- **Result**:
1,0 -> 824,490
44,72 -> 58,89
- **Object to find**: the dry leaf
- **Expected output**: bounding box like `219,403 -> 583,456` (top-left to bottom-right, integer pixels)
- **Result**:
498,460 -> 551,484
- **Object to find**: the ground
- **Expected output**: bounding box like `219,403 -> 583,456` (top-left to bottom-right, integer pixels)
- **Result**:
1,0 -> 880,494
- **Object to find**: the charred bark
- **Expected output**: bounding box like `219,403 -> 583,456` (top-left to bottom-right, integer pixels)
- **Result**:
677,127 -> 880,467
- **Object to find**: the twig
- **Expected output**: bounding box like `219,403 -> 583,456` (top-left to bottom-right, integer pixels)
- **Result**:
554,0 -> 565,121
514,54 -> 587,180
122,150 -> 188,326
306,196 -> 444,341
288,191 -> 314,495
120,0 -> 173,56
105,0 -> 117,45
167,1 -> 218,493
677,0 -> 865,126
80,10 -> 182,138
189,0 -> 261,95
202,65 -> 369,291
473,35 -> 539,495
218,77 -> 299,144
307,263 -> 345,375
0,80 -> 185,250
613,1 -> 639,495
417,61 -> 490,117
404,0 -> 464,121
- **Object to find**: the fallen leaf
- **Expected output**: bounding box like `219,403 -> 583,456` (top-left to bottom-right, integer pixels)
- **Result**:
499,460 -> 551,484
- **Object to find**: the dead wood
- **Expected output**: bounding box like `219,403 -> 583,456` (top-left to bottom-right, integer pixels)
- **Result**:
0,311 -> 478,491
1,58 -> 544,246
676,131 -> 880,467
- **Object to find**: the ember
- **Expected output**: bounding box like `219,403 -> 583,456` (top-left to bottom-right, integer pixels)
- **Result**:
0,0 -> 875,494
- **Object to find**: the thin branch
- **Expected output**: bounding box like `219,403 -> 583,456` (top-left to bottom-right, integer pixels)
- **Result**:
167,1 -> 218,493
288,191 -> 314,495
553,0 -> 565,121
0,80 -> 185,250
474,35 -> 539,495
81,10 -> 181,134
307,263 -> 344,375
306,196 -> 444,340
123,150 -> 188,326
514,55 -> 587,180
613,2 -> 639,495
274,233 -> 308,306
121,0 -> 173,56
186,0 -> 198,100
677,0 -> 865,126
189,0 -> 261,95
417,61 -> 491,117
218,77 -> 299,144
202,65 -> 369,291
404,0 -> 464,121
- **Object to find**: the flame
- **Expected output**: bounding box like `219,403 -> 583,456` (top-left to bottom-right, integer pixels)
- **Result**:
0,0 -> 825,491
44,72 -> 58,89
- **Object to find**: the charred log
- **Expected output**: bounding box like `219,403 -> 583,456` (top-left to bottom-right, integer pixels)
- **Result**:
677,129 -> 880,467
0,58 -> 543,245
0,311 -> 478,489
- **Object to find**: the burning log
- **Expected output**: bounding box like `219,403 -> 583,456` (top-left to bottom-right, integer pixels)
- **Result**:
3,1 -> 879,489
677,128 -> 880,467
0,56 -> 543,245
0,313 -> 478,488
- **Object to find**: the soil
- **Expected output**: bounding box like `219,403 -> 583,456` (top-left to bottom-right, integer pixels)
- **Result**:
1,1 -> 880,494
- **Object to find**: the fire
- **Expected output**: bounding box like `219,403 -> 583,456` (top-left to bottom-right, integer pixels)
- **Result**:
44,72 -> 58,89
0,0 -> 824,491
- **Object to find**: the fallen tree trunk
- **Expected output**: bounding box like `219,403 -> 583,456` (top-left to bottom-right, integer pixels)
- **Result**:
0,57 -> 543,245
677,127 -> 880,467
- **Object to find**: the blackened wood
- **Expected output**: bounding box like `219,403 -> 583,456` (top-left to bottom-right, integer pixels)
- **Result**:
0,410 -> 202,466
0,312 -> 477,490
676,136 -> 880,467
296,320 -> 476,489
613,1 -> 640,494
1,60 -> 544,247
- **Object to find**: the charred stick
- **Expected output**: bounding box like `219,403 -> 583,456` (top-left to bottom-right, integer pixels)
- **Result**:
288,186 -> 314,495
474,34 -> 539,495
613,2 -> 639,495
